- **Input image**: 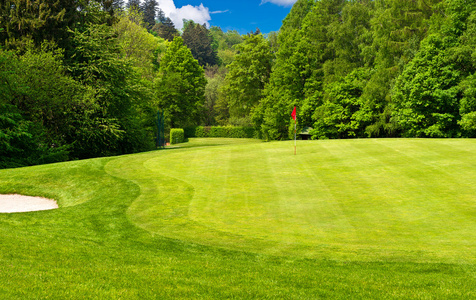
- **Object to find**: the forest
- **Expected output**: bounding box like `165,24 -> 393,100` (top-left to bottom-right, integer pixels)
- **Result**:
1,0 -> 476,168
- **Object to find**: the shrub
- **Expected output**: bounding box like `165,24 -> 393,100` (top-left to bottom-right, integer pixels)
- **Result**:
194,126 -> 207,137
184,126 -> 259,139
208,126 -> 226,137
170,128 -> 185,144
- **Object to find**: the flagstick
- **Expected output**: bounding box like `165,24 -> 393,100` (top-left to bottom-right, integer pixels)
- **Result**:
291,106 -> 297,155
294,120 -> 297,155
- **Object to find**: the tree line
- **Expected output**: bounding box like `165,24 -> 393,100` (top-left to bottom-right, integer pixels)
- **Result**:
194,0 -> 476,141
0,0 -> 244,168
2,0 -> 476,168
247,0 -> 476,140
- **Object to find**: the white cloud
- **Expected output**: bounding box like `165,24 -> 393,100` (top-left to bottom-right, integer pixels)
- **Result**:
210,10 -> 229,15
157,0 -> 211,30
261,0 -> 297,6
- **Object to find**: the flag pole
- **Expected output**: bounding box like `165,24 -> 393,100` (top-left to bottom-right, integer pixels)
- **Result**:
294,120 -> 297,155
292,106 -> 297,155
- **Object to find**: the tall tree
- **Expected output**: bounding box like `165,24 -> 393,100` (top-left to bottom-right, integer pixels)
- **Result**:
151,14 -> 178,41
112,0 -> 125,11
221,34 -> 274,125
255,0 -> 328,140
142,0 -> 158,29
182,20 -> 218,66
67,23 -> 153,157
0,0 -> 115,50
127,0 -> 141,11
156,36 -> 207,128
0,0 -> 65,48
114,8 -> 164,79
391,0 -> 476,138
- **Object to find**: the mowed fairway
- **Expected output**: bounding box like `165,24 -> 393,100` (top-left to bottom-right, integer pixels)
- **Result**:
124,138 -> 476,262
0,138 -> 475,298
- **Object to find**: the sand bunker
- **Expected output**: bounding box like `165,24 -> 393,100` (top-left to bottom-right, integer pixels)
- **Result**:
0,194 -> 58,213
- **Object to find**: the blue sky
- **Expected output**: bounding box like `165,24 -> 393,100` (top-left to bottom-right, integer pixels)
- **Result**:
157,0 -> 296,34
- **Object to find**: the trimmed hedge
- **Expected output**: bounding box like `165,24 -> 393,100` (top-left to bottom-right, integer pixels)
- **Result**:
184,126 -> 259,139
170,128 -> 185,144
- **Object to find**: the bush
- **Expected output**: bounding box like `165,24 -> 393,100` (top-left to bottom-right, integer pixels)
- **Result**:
184,126 -> 259,139
208,126 -> 226,137
194,126 -> 206,137
170,128 -> 185,144
0,104 -> 69,169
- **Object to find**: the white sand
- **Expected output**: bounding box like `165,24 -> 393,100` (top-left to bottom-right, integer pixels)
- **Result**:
0,194 -> 58,213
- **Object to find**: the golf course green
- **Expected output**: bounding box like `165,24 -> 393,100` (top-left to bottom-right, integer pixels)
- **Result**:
0,138 -> 475,298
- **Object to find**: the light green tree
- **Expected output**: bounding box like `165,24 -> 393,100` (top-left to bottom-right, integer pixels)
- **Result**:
392,0 -> 476,138
113,8 -> 166,80
156,36 -> 207,128
220,34 -> 274,126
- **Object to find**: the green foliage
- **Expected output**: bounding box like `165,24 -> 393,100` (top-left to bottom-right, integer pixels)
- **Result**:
254,0 -> 476,141
156,36 -> 207,129
0,0 -> 114,50
459,74 -> 476,133
392,35 -> 461,137
184,126 -> 257,139
0,46 -> 78,166
312,68 -> 372,139
182,21 -> 218,66
0,104 -> 37,168
114,8 -> 165,79
0,0 -> 65,48
170,128 -> 185,144
209,27 -> 244,66
203,66 -> 227,126
0,104 -> 68,169
150,17 -> 179,42
2,14 -> 160,166
392,1 -> 476,138
221,34 -> 274,122
67,23 -> 155,157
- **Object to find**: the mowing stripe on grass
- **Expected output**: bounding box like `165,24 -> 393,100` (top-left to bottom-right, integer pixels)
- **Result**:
0,138 -> 474,299
117,138 -> 476,263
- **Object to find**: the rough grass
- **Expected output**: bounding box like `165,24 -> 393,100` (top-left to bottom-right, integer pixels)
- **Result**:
0,138 -> 475,299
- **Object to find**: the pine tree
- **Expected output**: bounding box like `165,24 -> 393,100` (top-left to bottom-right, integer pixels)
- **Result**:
127,0 -> 141,11
142,0 -> 158,29
112,0 -> 125,11
157,7 -> 166,23
182,21 -> 218,66
151,16 -> 178,41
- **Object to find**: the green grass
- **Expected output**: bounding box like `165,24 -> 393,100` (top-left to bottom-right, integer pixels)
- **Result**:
0,138 -> 475,299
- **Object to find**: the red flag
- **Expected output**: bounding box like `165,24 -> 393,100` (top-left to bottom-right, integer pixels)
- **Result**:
291,106 -> 296,121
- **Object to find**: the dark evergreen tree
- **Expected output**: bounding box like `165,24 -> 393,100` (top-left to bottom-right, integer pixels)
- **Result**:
248,28 -> 261,36
157,7 -> 167,23
142,0 -> 158,29
112,0 -> 125,11
151,19 -> 178,41
182,21 -> 218,66
151,14 -> 178,41
1,0 -> 66,48
127,0 -> 141,11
